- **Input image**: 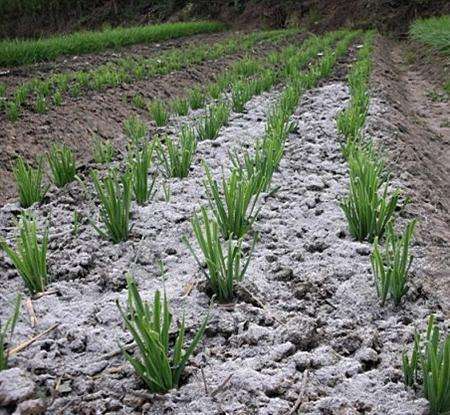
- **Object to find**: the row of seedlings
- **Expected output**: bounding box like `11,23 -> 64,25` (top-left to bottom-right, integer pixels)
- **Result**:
337,31 -> 449,415
2,29 -> 296,121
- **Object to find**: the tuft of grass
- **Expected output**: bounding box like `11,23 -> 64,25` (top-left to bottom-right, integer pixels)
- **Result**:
184,208 -> 255,302
207,82 -> 222,100
410,15 -> 450,55
132,94 -> 146,110
117,274 -> 208,393
34,95 -> 47,113
170,97 -> 189,116
93,136 -> 116,164
403,315 -> 450,415
47,144 -> 76,188
340,148 -> 399,242
156,127 -> 197,178
371,220 -> 416,306
0,294 -> 21,371
195,103 -> 230,141
6,101 -> 20,121
147,100 -> 169,127
231,81 -> 254,113
203,164 -> 260,239
128,143 -> 156,205
123,115 -> 148,147
0,216 -> 48,294
188,87 -> 205,110
91,170 -> 132,243
13,156 -> 48,208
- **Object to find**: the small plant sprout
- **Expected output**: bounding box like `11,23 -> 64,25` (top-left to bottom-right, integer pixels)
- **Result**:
0,294 -> 21,371
72,211 -> 81,236
196,103 -> 230,141
184,208 -> 256,302
47,144 -> 76,188
170,97 -> 189,116
0,215 -> 48,294
14,156 -> 49,208
116,274 -> 209,393
147,100 -> 169,127
93,136 -> 116,164
131,94 -> 146,109
188,87 -> 205,110
402,315 -> 450,415
34,95 -> 47,113
162,182 -> 171,202
129,143 -> 156,205
6,102 -> 20,121
91,170 -> 132,243
340,148 -> 400,242
231,81 -> 254,113
156,127 -> 197,178
207,82 -> 222,100
203,164 -> 260,239
123,115 -> 148,147
371,220 -> 416,306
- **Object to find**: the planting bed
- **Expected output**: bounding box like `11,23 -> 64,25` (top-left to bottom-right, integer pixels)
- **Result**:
0,24 -> 449,415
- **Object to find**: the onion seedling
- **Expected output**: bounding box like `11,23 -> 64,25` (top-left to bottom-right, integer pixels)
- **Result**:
92,136 -> 116,164
170,97 -> 189,116
0,294 -> 21,371
123,115 -> 148,147
147,100 -> 169,127
128,143 -> 156,205
47,144 -> 76,188
196,103 -> 230,141
188,87 -> 205,110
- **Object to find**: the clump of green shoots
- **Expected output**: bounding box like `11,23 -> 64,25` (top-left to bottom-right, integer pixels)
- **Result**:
128,143 -> 156,205
196,103 -> 230,141
93,136 -> 116,163
0,294 -> 21,371
207,82 -> 222,100
6,102 -> 20,121
91,170 -> 132,243
123,115 -> 148,147
117,275 -> 208,393
170,97 -> 189,116
231,81 -> 254,113
147,100 -> 169,127
184,208 -> 255,302
131,94 -> 146,110
371,220 -> 416,306
403,315 -> 450,415
47,144 -> 76,187
156,127 -> 197,178
340,148 -> 399,242
13,156 -> 48,208
204,164 -> 260,239
188,87 -> 205,110
0,216 -> 48,294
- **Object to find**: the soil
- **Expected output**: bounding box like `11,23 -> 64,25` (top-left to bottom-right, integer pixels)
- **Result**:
367,35 -> 450,315
0,39 -> 448,414
0,32 -> 302,206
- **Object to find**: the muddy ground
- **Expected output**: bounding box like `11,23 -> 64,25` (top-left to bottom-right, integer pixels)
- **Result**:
0,35 -> 449,414
0,32 -> 303,205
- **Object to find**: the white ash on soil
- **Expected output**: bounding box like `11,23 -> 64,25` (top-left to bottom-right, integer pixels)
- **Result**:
0,81 -> 442,414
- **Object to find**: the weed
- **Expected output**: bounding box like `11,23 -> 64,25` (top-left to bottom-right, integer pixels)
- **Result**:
0,294 -> 21,371
6,101 -> 20,121
129,143 -> 156,205
91,170 -> 132,243
403,315 -> 450,414
47,144 -> 76,188
52,90 -> 62,106
13,157 -> 48,208
117,274 -> 208,392
132,94 -> 146,109
147,100 -> 169,127
196,103 -> 230,141
0,215 -> 48,294
371,220 -> 416,306
184,208 -> 255,302
156,127 -> 197,178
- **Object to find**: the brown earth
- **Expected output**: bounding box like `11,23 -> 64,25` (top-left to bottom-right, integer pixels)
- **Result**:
369,35 -> 450,314
0,32 -> 304,205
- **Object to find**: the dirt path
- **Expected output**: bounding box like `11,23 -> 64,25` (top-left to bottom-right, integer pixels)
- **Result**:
367,36 -> 450,315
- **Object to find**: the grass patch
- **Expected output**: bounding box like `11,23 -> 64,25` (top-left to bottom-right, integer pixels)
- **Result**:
13,156 -> 48,208
123,115 -> 148,148
195,103 -> 230,141
92,137 -> 116,164
410,15 -> 450,55
47,144 -> 76,188
147,100 -> 169,127
0,216 -> 48,294
117,275 -> 208,393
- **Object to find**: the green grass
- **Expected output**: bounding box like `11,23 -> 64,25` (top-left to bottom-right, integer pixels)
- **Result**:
128,144 -> 156,206
92,137 -> 116,164
203,165 -> 260,239
188,87 -> 205,110
147,100 -> 169,127
170,97 -> 189,116
13,156 -> 48,208
0,21 -> 227,67
0,216 -> 48,294
47,144 -> 76,188
91,170 -> 132,243
195,102 -> 230,141
371,220 -> 416,306
184,207 -> 255,302
231,80 -> 255,113
156,127 -> 197,178
117,275 -> 208,393
340,147 -> 400,242
410,15 -> 450,55
0,294 -> 21,371
123,115 -> 148,148
403,315 -> 450,415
